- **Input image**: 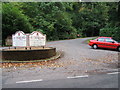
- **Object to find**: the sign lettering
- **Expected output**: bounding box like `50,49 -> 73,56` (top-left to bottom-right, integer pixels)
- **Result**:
12,31 -> 46,47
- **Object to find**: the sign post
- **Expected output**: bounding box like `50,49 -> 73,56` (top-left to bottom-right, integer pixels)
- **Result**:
12,31 -> 46,47
29,31 -> 46,46
12,31 -> 27,47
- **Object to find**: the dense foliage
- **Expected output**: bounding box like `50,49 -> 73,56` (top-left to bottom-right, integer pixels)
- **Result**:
2,3 -> 32,45
100,2 -> 120,41
2,2 -> 120,45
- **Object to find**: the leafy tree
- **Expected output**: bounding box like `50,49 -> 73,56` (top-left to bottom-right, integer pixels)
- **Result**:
100,2 -> 120,41
2,2 -> 120,45
19,2 -> 77,40
2,3 -> 32,45
0,2 -> 2,45
72,2 -> 109,37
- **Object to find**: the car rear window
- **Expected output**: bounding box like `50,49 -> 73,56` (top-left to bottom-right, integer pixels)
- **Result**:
105,38 -> 113,43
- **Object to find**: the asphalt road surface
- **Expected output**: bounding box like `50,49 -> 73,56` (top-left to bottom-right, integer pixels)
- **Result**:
2,37 -> 119,88
3,73 -> 119,88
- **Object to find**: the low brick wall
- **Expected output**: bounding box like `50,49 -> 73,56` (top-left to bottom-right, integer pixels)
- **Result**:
1,48 -> 56,61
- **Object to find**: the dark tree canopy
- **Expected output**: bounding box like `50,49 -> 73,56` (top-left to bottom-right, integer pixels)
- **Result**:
2,2 -> 120,45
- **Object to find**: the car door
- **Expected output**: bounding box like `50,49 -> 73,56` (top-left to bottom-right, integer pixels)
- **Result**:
104,38 -> 117,49
96,38 -> 106,48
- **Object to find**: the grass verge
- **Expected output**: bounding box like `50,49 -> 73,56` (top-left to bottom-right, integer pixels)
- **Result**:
86,37 -> 98,44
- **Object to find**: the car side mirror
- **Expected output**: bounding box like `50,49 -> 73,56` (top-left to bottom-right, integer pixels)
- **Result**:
112,41 -> 115,43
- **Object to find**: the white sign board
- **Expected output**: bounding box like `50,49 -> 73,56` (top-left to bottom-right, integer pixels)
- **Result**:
12,31 -> 27,46
12,31 -> 46,47
29,31 -> 46,46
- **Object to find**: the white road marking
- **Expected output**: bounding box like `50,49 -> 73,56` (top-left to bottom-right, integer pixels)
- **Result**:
16,79 -> 43,84
107,72 -> 120,75
67,75 -> 89,79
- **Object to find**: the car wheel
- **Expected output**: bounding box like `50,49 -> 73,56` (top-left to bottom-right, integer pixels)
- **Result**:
118,47 -> 120,52
92,44 -> 98,49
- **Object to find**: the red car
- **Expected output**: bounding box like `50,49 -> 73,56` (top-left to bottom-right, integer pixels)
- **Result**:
89,37 -> 120,52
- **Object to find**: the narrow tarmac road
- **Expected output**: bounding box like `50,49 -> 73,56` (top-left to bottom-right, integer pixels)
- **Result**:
2,37 -> 119,88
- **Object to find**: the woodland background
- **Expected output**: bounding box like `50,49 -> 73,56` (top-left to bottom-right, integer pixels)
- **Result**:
2,2 -> 120,45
